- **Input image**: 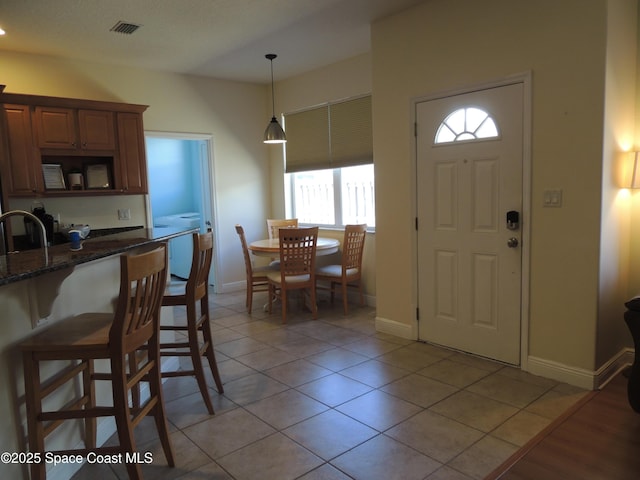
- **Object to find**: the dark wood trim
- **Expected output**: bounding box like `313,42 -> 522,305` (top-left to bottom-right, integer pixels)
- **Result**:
0,90 -> 147,113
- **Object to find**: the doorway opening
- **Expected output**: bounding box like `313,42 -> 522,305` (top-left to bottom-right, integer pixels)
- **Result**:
145,132 -> 218,288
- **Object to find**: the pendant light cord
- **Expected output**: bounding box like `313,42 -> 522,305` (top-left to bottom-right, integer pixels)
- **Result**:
263,53 -> 286,143
267,53 -> 277,118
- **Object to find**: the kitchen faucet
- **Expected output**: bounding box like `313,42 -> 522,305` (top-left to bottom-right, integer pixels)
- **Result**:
0,210 -> 49,263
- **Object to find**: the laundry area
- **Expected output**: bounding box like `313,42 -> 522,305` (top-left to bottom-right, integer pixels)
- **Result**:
154,212 -> 201,280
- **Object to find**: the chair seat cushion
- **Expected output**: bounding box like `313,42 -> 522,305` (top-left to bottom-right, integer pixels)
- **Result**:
267,271 -> 311,284
316,265 -> 359,278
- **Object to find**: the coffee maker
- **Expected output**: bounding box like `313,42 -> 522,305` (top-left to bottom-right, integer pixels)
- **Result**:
25,202 -> 54,247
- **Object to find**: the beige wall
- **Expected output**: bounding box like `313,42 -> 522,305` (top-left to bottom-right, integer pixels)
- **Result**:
1,0 -> 637,391
630,7 -> 640,297
371,0 -> 628,380
271,54 -> 377,299
598,0 -> 637,368
0,51 -> 270,292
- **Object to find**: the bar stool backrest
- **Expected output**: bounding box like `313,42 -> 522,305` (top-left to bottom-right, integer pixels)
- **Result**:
110,244 -> 168,356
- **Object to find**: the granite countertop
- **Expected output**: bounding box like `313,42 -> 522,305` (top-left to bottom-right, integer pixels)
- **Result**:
0,226 -> 198,286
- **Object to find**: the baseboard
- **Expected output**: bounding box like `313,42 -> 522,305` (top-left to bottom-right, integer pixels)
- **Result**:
363,293 -> 376,308
375,314 -> 415,339
218,280 -> 246,294
220,283 -> 378,308
595,348 -> 634,389
527,348 -> 633,390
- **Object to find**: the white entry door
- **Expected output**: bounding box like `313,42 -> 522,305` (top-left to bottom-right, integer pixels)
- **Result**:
416,83 -> 523,365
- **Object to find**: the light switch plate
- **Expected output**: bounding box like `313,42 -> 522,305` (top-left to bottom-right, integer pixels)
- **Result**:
118,208 -> 131,220
543,189 -> 563,207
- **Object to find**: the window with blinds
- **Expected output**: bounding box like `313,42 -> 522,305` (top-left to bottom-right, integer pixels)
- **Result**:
284,95 -> 372,173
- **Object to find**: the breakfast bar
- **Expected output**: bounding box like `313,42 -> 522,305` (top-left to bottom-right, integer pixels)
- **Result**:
0,225 -> 198,479
0,226 -> 197,286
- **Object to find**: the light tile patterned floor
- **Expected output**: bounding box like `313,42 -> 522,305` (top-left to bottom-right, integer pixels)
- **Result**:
71,289 -> 588,480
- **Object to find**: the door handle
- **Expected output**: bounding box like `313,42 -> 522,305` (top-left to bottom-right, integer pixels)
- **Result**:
507,237 -> 519,248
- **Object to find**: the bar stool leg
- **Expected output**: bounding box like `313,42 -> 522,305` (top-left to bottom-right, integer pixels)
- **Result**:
111,355 -> 144,480
23,351 -> 46,480
201,297 -> 224,393
188,301 -> 215,414
147,339 -> 175,468
83,359 -> 97,449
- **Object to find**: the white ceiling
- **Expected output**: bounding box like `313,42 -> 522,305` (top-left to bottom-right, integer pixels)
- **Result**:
0,0 -> 425,84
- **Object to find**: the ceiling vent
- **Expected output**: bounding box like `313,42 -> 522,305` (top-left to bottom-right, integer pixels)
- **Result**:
110,21 -> 142,35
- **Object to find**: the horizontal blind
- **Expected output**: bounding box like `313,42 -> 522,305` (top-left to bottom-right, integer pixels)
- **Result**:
285,95 -> 372,173
284,107 -> 330,173
330,96 -> 373,168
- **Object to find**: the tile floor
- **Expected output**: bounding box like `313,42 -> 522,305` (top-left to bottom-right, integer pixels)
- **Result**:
71,289 -> 588,480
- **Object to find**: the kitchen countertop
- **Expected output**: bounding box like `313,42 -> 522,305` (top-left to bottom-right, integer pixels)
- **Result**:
0,226 -> 198,286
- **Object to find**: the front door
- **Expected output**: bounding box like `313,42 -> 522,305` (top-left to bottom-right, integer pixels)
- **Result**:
416,83 -> 523,365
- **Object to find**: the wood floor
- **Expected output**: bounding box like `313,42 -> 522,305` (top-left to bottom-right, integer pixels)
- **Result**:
487,370 -> 640,480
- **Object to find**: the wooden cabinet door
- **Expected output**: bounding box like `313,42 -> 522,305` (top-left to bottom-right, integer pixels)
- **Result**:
116,112 -> 148,194
1,104 -> 42,195
78,110 -> 115,150
34,106 -> 77,149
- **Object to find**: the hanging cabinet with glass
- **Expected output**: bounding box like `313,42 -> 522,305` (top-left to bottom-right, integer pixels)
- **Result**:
0,88 -> 148,197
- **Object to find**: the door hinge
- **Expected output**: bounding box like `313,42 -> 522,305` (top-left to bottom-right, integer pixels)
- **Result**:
415,217 -> 418,230
416,307 -> 419,321
414,122 -> 418,137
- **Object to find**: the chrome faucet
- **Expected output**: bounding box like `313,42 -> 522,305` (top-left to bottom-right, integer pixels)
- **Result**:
0,210 -> 49,262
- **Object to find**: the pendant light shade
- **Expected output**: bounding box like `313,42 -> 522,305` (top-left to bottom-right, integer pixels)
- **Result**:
263,53 -> 286,144
264,116 -> 286,143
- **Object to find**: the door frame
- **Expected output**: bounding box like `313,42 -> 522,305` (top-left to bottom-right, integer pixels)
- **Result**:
411,72 -> 532,369
144,130 -> 221,292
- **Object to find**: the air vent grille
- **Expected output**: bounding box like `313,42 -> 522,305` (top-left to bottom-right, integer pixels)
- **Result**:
110,21 -> 141,35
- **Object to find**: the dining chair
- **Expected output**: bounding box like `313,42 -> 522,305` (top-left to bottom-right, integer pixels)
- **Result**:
267,226 -> 319,323
266,218 -> 298,239
235,224 -> 277,313
266,218 -> 299,266
316,224 -> 367,314
20,244 -> 174,480
157,230 -> 223,415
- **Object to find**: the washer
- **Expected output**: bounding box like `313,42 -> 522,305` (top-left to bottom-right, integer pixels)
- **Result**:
154,212 -> 200,279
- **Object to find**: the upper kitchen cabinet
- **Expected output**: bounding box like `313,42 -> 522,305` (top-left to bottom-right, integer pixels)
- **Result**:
0,88 -> 148,197
1,104 -> 43,195
116,112 -> 147,194
34,107 -> 116,151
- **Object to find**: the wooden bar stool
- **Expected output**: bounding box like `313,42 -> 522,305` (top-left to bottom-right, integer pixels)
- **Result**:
158,230 -> 223,414
20,244 -> 174,480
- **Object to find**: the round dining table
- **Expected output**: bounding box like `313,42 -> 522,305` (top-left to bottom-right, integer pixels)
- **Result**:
248,237 -> 340,257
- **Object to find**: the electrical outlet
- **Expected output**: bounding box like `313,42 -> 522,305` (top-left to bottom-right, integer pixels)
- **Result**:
118,208 -> 131,220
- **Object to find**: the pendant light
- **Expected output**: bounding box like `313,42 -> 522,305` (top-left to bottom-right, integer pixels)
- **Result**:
263,53 -> 287,144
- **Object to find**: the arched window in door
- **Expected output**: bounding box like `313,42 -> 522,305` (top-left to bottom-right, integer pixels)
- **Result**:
434,107 -> 499,144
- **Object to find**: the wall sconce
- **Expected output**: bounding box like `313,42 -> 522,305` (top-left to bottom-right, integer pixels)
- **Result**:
631,152 -> 640,188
